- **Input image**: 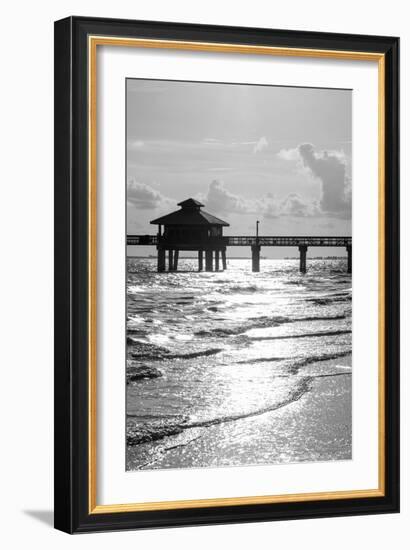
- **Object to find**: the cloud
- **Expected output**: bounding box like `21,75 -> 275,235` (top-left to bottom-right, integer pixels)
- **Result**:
298,144 -> 351,217
279,193 -> 321,218
277,143 -> 351,218
127,180 -> 172,209
277,147 -> 300,161
127,177 -> 326,221
200,180 -> 319,220
201,180 -> 259,215
253,136 -> 268,154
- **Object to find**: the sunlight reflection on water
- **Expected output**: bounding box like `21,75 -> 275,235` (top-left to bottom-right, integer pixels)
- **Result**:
126,258 -> 352,470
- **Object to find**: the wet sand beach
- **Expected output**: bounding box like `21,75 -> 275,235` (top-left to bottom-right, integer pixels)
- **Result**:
127,358 -> 351,470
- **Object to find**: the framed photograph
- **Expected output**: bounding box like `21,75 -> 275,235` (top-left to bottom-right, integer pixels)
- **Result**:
54,16 -> 399,533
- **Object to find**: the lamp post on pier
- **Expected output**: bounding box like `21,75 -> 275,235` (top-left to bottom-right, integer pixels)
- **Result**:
252,220 -> 261,272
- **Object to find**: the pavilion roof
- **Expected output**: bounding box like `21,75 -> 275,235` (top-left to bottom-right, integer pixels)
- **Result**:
177,198 -> 204,208
150,198 -> 229,226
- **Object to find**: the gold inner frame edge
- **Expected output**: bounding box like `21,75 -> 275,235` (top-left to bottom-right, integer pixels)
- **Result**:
88,36 -> 386,514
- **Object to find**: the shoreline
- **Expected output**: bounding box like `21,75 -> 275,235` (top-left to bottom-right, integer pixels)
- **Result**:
127,368 -> 352,471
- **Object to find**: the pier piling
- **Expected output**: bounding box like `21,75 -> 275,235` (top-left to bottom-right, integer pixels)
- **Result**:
198,250 -> 203,271
168,250 -> 174,271
222,249 -> 227,270
157,248 -> 166,272
251,245 -> 261,272
205,249 -> 213,271
215,250 -> 220,271
173,250 -> 179,271
346,245 -> 352,274
299,245 -> 307,273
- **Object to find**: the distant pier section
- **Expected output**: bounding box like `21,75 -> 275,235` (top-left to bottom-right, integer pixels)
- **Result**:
127,198 -> 352,273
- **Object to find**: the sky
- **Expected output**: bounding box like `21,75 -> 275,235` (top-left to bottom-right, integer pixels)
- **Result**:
126,78 -> 352,258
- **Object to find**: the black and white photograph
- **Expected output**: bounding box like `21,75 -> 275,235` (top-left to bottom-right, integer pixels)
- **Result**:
126,79 -> 353,471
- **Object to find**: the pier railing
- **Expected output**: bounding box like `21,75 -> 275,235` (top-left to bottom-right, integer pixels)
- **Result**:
127,235 -> 158,246
127,235 -> 352,248
224,236 -> 351,247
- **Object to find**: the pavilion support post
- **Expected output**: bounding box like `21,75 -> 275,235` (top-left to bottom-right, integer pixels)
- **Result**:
222,249 -> 227,270
215,250 -> 220,271
168,249 -> 174,271
299,245 -> 307,273
205,249 -> 213,271
251,245 -> 261,272
198,250 -> 203,271
173,250 -> 179,271
346,245 -> 352,274
157,248 -> 166,272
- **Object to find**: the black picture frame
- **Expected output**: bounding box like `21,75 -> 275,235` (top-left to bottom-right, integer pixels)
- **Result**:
54,15 -> 399,534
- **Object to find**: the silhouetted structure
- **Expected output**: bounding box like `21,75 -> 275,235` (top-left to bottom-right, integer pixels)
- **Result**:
128,199 -> 352,273
150,198 -> 229,272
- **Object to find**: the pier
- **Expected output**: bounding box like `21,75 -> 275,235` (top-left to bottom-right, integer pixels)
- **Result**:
127,199 -> 352,273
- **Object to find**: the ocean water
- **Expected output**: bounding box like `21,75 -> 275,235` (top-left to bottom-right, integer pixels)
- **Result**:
126,258 -> 352,470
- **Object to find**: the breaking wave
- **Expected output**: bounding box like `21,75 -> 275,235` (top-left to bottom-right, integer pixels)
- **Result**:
247,329 -> 351,341
127,377 -> 312,446
195,314 -> 347,338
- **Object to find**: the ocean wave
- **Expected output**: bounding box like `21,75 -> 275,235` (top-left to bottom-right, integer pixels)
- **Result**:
247,329 -> 351,341
126,361 -> 163,383
194,317 -> 288,337
127,331 -> 147,341
306,293 -> 351,305
293,350 -> 351,369
194,313 -> 347,338
129,341 -> 171,360
309,372 -> 352,379
128,340 -> 224,361
221,284 -> 259,293
235,356 -> 285,365
127,378 -> 312,446
166,348 -> 224,360
235,350 -> 350,367
127,416 -> 188,446
295,314 -> 346,322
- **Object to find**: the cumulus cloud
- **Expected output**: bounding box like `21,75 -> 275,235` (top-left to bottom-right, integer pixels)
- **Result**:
279,193 -> 321,218
277,147 -> 301,161
298,144 -> 350,217
277,143 -> 351,218
127,177 -> 325,221
127,180 -> 171,209
201,180 -> 319,220
253,136 -> 268,154
202,180 -> 260,215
